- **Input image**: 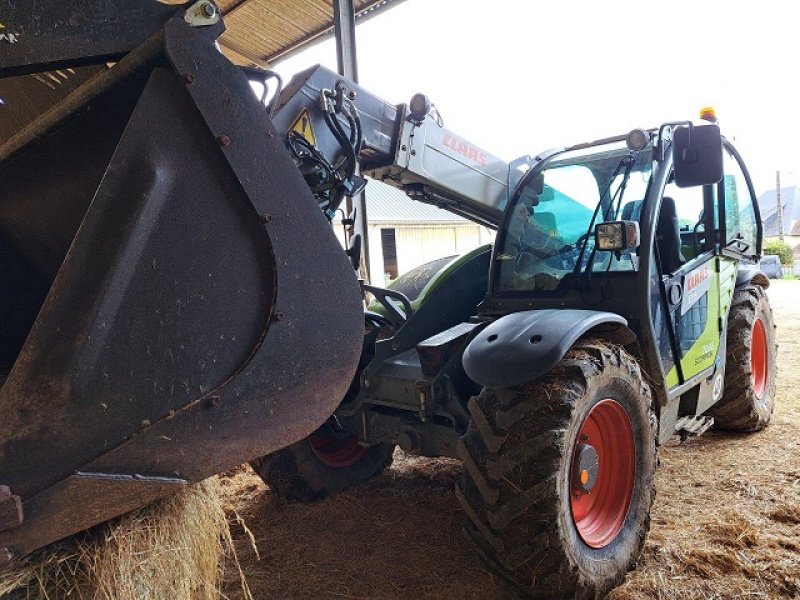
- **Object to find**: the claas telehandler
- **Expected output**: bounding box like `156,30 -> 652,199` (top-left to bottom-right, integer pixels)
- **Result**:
0,2 -> 776,597
258,86 -> 777,597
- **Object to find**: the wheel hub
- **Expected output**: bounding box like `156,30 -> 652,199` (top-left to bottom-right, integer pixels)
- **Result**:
569,399 -> 636,549
573,443 -> 599,492
308,428 -> 369,468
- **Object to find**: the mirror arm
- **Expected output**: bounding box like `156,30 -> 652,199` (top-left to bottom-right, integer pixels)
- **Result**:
656,120 -> 693,161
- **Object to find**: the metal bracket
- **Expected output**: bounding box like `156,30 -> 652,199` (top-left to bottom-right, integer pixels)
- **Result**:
184,0 -> 221,27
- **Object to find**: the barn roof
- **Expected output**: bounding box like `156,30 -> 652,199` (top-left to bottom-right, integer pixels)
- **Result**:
0,0 -> 402,155
758,186 -> 800,236
217,0 -> 402,67
361,181 -> 470,224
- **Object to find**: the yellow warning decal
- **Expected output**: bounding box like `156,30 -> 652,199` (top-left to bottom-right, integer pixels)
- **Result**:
0,22 -> 5,29
290,109 -> 316,147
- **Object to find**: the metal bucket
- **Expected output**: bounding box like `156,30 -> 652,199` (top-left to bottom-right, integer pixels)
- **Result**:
0,15 -> 363,561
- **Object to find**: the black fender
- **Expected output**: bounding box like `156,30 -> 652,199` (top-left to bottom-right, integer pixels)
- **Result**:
462,309 -> 634,388
736,265 -> 770,289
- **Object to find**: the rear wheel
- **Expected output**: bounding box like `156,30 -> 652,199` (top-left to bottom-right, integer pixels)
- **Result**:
251,422 -> 394,502
457,340 -> 657,598
712,284 -> 777,431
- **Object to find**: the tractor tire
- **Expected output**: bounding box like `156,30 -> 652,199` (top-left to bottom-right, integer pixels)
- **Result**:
456,340 -> 658,599
711,284 -> 777,431
251,423 -> 394,502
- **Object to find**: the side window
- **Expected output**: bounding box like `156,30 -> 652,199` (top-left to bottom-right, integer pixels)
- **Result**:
663,178 -> 707,262
722,151 -> 757,249
662,181 -> 705,232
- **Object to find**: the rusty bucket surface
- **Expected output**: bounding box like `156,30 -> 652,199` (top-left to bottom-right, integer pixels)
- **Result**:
0,15 -> 363,561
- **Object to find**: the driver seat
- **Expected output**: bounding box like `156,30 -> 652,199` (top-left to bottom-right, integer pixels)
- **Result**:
656,196 -> 685,274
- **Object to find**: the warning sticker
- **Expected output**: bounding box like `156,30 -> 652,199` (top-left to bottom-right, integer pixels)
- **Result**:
289,109 -> 316,147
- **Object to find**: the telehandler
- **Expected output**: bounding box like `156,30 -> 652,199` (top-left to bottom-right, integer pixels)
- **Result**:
0,2 -> 776,597
259,86 -> 777,596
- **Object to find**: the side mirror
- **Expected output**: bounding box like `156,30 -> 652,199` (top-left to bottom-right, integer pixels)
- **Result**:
673,124 -> 723,188
595,221 -> 640,252
346,233 -> 362,271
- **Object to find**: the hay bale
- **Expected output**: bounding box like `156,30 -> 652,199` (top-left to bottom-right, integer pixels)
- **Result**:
0,477 -> 252,600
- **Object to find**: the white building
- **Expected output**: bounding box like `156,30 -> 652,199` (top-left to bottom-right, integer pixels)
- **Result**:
335,180 -> 495,286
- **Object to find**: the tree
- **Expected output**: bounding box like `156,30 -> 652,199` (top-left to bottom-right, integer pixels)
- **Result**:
763,239 -> 794,265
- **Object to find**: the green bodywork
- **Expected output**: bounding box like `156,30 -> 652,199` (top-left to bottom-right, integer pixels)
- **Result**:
368,244 -> 492,316
664,255 -> 739,389
344,130 -> 763,458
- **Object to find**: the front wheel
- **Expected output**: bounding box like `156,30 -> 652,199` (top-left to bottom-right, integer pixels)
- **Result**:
251,422 -> 394,502
457,340 -> 657,598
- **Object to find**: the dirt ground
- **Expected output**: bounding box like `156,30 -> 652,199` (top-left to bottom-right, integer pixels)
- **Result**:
221,281 -> 800,600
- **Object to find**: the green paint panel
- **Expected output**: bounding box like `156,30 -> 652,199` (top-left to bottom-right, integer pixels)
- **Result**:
678,268 -> 720,380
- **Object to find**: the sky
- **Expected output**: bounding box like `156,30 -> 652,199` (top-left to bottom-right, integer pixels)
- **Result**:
272,0 -> 800,197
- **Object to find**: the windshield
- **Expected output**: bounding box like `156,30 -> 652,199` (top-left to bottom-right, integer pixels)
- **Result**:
496,141 -> 654,293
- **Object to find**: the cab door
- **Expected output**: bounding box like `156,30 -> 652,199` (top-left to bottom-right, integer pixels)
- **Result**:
716,144 -> 761,345
655,173 -> 722,391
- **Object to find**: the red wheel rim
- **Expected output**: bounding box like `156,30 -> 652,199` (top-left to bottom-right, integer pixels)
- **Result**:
751,317 -> 768,399
308,429 -> 368,468
570,399 -> 636,549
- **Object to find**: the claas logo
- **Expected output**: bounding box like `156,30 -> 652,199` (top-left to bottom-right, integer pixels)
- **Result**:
442,132 -> 487,167
686,268 -> 709,293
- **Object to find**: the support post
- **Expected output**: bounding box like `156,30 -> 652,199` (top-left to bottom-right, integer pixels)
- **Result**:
333,0 -> 371,282
776,170 -> 784,243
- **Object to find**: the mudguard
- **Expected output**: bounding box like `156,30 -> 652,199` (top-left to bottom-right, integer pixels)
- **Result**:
736,265 -> 770,289
462,309 -> 633,388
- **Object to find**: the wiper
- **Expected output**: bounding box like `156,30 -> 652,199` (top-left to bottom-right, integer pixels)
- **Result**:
605,154 -> 636,221
573,153 -> 636,275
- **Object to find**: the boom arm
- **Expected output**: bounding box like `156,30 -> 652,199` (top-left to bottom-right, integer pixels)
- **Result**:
364,107 -> 510,228
270,65 -> 512,228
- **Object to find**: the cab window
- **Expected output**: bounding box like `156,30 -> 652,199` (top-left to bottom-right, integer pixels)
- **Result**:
662,178 -> 706,262
722,150 -> 757,252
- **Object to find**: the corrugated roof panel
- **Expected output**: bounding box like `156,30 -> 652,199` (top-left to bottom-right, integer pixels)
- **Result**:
364,181 -> 469,224
220,0 -> 402,66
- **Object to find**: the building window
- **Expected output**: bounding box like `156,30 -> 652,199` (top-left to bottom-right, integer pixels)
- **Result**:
381,228 -> 398,280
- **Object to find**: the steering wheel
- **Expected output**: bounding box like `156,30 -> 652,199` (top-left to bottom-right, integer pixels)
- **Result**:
692,220 -> 705,252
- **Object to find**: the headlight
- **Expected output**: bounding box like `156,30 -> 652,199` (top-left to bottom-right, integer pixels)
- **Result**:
626,128 -> 650,151
595,221 -> 641,251
409,93 -> 431,122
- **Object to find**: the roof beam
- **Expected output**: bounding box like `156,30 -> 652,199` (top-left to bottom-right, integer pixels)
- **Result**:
333,0 -> 358,82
